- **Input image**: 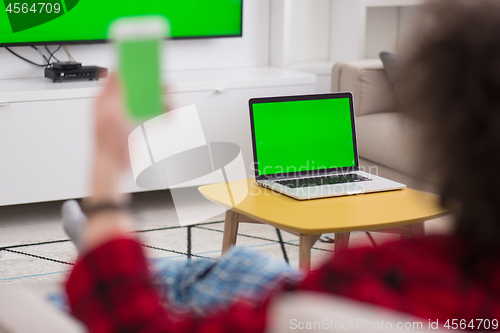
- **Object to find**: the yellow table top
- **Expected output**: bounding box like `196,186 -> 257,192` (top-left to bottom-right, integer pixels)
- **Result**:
199,178 -> 451,235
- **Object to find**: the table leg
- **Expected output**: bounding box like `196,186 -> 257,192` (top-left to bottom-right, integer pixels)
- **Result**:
409,222 -> 425,237
299,234 -> 313,272
222,210 -> 239,254
334,232 -> 350,254
299,234 -> 321,272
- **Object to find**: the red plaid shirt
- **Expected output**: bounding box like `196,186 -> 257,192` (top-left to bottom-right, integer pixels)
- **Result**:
66,235 -> 500,332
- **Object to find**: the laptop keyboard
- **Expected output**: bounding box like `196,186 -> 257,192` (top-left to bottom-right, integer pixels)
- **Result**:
276,174 -> 371,189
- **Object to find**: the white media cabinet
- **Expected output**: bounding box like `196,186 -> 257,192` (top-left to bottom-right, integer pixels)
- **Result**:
0,66 -> 315,206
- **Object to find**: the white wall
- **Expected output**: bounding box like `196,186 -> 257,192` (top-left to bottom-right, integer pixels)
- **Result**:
0,0 -> 270,80
289,0 -> 331,63
365,7 -> 399,59
283,1 -> 421,92
288,2 -> 421,64
365,6 -> 421,58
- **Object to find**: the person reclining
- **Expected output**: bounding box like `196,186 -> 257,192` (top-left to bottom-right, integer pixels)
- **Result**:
64,0 -> 500,331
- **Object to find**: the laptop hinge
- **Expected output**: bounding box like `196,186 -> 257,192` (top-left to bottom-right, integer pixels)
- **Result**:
257,167 -> 360,181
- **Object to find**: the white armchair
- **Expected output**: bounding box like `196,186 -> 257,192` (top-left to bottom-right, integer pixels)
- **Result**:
332,59 -> 437,193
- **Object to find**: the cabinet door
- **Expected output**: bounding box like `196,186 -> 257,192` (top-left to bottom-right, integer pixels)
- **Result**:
0,99 -> 93,205
0,97 -> 175,206
0,84 -> 314,206
169,84 -> 315,178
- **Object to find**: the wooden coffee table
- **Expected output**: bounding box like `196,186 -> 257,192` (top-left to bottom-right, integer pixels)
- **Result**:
199,178 -> 451,271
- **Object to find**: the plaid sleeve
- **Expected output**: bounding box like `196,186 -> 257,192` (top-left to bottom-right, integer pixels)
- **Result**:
66,238 -> 268,333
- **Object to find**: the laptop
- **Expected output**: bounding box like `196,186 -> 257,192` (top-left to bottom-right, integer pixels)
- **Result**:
248,92 -> 406,200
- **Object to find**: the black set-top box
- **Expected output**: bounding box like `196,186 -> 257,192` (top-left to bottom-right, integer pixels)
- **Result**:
45,65 -> 108,82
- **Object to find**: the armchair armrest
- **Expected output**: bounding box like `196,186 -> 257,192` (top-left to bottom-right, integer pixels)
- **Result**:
332,59 -> 400,117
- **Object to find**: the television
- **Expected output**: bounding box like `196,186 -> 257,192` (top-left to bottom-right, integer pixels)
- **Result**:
0,0 -> 243,46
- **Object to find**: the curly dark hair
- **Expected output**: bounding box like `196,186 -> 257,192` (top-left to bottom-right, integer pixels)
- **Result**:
403,0 -> 500,258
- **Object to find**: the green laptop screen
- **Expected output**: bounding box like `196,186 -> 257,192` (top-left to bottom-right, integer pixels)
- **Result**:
252,97 -> 356,176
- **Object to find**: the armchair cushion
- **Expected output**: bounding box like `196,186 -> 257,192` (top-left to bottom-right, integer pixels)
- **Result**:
379,50 -> 406,105
356,112 -> 423,180
331,59 -> 400,116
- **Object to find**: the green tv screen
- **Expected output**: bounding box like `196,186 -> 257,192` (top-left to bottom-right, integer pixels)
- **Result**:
252,97 -> 356,176
0,0 -> 243,46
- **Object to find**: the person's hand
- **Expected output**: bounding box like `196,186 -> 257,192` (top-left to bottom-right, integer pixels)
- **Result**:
90,74 -> 131,203
94,73 -> 130,173
81,74 -> 134,251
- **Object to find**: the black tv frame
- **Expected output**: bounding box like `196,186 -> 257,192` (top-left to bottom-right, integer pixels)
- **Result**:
0,0 -> 243,47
